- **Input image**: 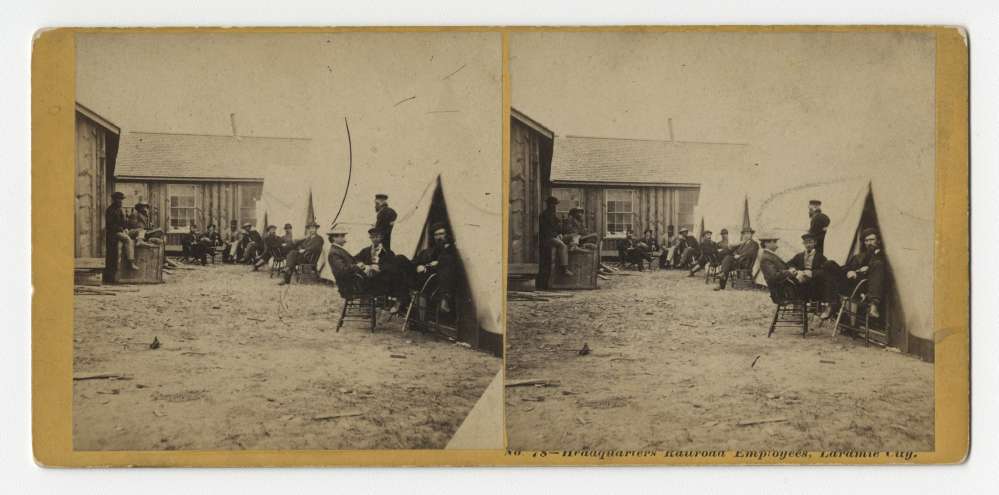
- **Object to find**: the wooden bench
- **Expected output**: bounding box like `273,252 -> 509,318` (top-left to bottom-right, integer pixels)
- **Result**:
74,257 -> 105,286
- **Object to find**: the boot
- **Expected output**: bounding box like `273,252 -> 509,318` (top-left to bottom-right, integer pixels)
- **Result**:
868,303 -> 880,319
128,261 -> 139,271
820,305 -> 834,320
714,278 -> 727,291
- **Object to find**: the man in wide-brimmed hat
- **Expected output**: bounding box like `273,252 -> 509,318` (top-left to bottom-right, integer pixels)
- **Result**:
324,223 -> 364,296
279,220 -> 324,285
563,206 -> 598,252
126,198 -> 164,246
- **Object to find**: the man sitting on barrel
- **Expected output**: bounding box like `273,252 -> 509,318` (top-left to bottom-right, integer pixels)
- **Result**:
278,221 -> 324,285
563,207 -> 598,251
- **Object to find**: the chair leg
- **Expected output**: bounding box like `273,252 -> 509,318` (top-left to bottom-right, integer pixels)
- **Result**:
370,297 -> 377,333
336,298 -> 348,333
801,303 -> 809,337
768,304 -> 781,338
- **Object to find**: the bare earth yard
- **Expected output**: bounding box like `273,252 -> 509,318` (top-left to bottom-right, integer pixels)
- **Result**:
506,269 -> 933,452
74,263 -> 499,451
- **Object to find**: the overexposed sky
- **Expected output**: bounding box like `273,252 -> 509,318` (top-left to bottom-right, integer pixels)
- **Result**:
511,31 -> 936,226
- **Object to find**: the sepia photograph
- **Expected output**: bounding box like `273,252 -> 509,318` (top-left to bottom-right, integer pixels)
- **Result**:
71,31 -> 504,451
505,31 -> 937,452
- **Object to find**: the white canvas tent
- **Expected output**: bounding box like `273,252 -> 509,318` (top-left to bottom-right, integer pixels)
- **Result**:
751,177 -> 934,356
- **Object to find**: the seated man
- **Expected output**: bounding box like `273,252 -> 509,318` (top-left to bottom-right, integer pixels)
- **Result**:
562,207 -> 599,251
716,228 -> 732,256
278,221 -> 324,285
238,222 -> 264,264
354,227 -> 411,313
222,220 -> 241,263
617,230 -> 649,269
126,199 -> 164,246
639,228 -> 661,254
837,227 -> 888,318
540,196 -> 573,276
280,223 -> 295,255
688,230 -> 718,276
203,224 -> 222,259
659,225 -> 675,268
325,224 -> 364,296
784,232 -> 841,319
412,222 -> 459,313
182,224 -> 209,265
713,228 -> 760,290
675,228 -> 700,269
253,224 -> 284,271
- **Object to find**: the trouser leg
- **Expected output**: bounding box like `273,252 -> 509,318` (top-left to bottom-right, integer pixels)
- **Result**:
551,238 -> 569,267
283,251 -> 301,283
866,258 -> 886,305
116,232 -> 135,262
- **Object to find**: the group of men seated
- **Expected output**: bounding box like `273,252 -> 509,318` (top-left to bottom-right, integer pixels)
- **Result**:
759,227 -> 887,319
324,222 -> 459,315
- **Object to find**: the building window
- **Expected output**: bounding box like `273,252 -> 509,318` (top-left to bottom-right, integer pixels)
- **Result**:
551,188 -> 582,217
240,183 -> 263,228
677,188 -> 700,233
605,189 -> 635,235
168,184 -> 198,232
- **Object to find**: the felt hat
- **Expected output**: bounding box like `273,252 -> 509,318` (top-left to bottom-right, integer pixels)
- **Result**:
801,232 -> 816,240
327,223 -> 348,235
430,222 -> 448,234
242,222 -> 252,229
375,193 -> 389,200
861,227 -> 880,240
809,199 -> 822,206
545,196 -> 559,205
283,223 -> 293,229
111,191 -> 125,200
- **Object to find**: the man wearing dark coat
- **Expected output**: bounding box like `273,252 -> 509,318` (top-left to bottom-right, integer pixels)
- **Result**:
412,222 -> 459,313
105,191 -> 138,278
539,196 -> 572,276
676,228 -> 701,269
279,221 -> 324,285
808,199 -> 831,256
253,225 -> 284,271
714,228 -> 761,290
326,224 -> 364,296
785,232 -> 841,319
355,227 -> 410,312
688,230 -> 718,276
833,227 -> 888,318
374,193 -> 398,251
239,222 -> 264,263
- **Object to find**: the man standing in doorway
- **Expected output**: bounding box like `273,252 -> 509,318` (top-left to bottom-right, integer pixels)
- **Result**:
374,193 -> 398,251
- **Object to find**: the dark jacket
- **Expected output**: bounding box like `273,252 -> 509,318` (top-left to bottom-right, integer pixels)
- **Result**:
263,233 -> 284,256
539,207 -> 561,241
375,205 -> 398,248
844,247 -> 884,272
734,239 -> 760,261
414,242 -> 456,266
246,229 -> 264,246
291,234 -> 325,264
640,236 -> 660,252
809,211 -> 831,240
105,204 -> 128,235
788,249 -> 828,271
328,243 -> 359,278
683,235 -> 700,252
698,238 -> 718,259
759,249 -> 792,286
355,244 -> 396,268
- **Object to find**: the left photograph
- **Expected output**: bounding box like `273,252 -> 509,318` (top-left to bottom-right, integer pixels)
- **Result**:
72,31 -> 503,451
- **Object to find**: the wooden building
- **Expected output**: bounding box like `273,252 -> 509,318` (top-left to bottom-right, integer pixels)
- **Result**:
508,108 -> 554,280
549,135 -> 749,258
113,131 -> 312,251
74,103 -> 120,262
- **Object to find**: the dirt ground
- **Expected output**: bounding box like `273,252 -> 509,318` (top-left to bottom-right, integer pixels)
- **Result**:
73,262 -> 499,451
506,269 -> 934,452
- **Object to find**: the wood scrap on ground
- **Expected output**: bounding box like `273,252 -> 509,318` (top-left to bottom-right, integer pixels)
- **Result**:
74,373 -> 131,381
737,417 -> 788,427
505,379 -> 560,388
312,411 -> 363,421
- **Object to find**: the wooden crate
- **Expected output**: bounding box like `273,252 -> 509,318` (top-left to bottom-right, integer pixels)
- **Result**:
113,244 -> 164,284
548,248 -> 598,290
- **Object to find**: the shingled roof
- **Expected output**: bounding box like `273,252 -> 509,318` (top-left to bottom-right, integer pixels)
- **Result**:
115,131 -> 312,181
551,135 -> 749,186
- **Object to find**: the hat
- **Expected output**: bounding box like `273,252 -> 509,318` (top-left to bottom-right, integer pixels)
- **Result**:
375,193 -> 388,200
327,223 -> 348,236
266,225 -> 277,231
111,191 -> 125,200
569,206 -> 584,213
230,219 -> 239,226
367,227 -> 383,235
809,200 -> 822,206
430,222 -> 448,234
720,228 -> 729,235
545,196 -> 560,205
801,232 -> 816,240
134,198 -> 148,208
679,227 -> 689,233
283,223 -> 293,229
742,228 -> 756,234
861,227 -> 880,240
703,230 -> 713,236
758,232 -> 780,242
242,222 -> 252,229
305,221 -> 321,229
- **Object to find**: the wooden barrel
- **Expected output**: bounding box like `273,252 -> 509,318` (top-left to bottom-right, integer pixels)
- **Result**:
113,244 -> 164,284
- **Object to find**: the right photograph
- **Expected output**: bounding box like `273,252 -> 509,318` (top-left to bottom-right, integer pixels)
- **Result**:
505,31 -> 936,452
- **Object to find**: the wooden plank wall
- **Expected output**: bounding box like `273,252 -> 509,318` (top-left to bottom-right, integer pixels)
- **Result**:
508,120 -> 545,265
74,114 -> 109,259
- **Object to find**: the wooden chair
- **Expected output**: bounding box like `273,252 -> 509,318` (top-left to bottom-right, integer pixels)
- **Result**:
767,282 -> 821,338
401,273 -> 440,333
833,279 -> 889,346
293,263 -> 320,283
703,259 -> 722,284
728,267 -> 756,290
334,273 -> 380,333
270,256 -> 287,278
